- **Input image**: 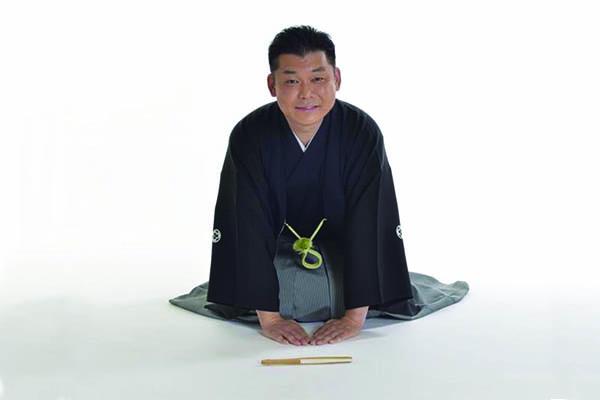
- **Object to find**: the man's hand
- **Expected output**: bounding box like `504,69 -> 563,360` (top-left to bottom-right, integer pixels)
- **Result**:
308,306 -> 368,345
256,310 -> 311,346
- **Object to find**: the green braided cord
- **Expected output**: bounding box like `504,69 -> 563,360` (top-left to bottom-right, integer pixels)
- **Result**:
283,218 -> 327,270
310,218 -> 327,240
301,248 -> 322,269
284,223 -> 302,240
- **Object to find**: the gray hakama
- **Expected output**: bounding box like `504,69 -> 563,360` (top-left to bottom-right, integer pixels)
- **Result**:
169,232 -> 469,324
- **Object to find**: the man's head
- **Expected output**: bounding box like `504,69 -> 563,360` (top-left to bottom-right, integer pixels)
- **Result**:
267,25 -> 341,134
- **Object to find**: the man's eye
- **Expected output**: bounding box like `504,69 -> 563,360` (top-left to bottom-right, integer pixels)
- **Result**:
286,80 -> 298,84
314,77 -> 325,82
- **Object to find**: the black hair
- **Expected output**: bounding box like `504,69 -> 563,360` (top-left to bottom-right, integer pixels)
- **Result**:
268,25 -> 336,72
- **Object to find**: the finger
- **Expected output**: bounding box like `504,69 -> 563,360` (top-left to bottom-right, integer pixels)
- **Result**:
281,330 -> 303,345
327,331 -> 348,343
329,327 -> 360,343
309,320 -> 341,343
293,330 -> 310,345
272,335 -> 290,345
315,321 -> 339,334
284,325 -> 306,340
312,319 -> 335,332
317,326 -> 348,344
294,329 -> 311,345
316,320 -> 336,330
309,327 -> 324,339
313,323 -> 340,340
312,322 -> 336,336
308,328 -> 326,343
264,327 -> 292,345
285,322 -> 308,340
311,330 -> 336,344
290,324 -> 310,339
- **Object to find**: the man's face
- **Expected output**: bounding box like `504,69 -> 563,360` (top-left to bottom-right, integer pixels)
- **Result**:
267,51 -> 341,132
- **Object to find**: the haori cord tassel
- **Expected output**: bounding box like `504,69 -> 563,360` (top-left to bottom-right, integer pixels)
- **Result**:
284,218 -> 327,270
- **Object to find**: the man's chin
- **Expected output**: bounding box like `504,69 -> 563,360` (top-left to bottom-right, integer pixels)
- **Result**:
291,116 -> 324,128
292,110 -> 326,123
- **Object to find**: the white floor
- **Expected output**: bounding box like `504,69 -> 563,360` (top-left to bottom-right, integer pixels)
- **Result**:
1,278 -> 598,400
2,2 -> 600,397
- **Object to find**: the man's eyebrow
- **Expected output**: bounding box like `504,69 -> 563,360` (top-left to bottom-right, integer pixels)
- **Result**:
281,66 -> 327,74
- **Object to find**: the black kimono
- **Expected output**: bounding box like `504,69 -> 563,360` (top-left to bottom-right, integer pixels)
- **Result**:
207,99 -> 414,313
169,99 -> 469,323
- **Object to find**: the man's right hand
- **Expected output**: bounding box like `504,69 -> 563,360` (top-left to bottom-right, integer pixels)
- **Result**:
256,310 -> 310,346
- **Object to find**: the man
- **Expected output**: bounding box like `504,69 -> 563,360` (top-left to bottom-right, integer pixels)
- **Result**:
170,26 -> 469,346
259,31 -> 368,346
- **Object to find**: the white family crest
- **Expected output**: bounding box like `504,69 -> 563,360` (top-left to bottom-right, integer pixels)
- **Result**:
396,224 -> 402,239
212,229 -> 222,243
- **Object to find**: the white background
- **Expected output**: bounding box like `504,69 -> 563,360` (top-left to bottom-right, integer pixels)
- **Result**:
1,1 -> 599,399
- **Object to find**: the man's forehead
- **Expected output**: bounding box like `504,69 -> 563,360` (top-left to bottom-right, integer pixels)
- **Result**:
280,65 -> 328,75
276,52 -> 332,74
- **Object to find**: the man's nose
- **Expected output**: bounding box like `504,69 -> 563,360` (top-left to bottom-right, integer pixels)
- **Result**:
299,82 -> 312,98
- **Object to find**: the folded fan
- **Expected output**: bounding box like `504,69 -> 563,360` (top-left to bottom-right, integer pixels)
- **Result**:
261,355 -> 352,366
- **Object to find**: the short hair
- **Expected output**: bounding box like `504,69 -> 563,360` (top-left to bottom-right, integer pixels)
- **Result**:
268,25 -> 336,72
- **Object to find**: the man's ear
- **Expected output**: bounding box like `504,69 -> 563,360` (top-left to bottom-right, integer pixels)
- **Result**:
334,67 -> 341,91
267,73 -> 277,97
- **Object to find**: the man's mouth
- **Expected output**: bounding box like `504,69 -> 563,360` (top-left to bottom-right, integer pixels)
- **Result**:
295,105 -> 319,111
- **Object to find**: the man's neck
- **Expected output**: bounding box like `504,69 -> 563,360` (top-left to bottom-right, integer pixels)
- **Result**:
287,119 -> 323,145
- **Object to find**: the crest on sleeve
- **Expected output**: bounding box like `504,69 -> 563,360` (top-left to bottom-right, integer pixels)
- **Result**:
395,224 -> 402,239
212,228 -> 222,243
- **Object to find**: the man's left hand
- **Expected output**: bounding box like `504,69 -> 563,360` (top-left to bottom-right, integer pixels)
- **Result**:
309,306 -> 368,345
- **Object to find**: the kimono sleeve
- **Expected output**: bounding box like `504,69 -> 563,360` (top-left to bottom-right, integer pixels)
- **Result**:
343,117 -> 413,309
206,123 -> 280,312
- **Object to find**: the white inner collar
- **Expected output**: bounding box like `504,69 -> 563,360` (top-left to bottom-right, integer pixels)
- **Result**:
291,130 -> 314,152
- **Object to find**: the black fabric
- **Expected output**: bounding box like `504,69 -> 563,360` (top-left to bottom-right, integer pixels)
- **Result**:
282,109 -> 330,237
206,99 -> 413,313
